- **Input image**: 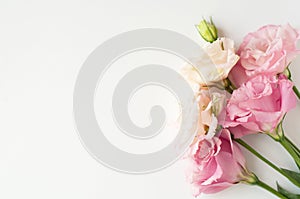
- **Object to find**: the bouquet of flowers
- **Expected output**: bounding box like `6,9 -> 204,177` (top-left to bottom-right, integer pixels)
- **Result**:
182,18 -> 300,198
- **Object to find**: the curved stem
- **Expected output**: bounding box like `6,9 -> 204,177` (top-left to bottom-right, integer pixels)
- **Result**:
256,180 -> 288,199
268,124 -> 300,170
279,137 -> 300,169
293,85 -> 300,100
286,67 -> 300,100
235,139 -> 300,187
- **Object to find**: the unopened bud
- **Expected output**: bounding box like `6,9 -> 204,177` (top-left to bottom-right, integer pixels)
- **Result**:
196,17 -> 218,42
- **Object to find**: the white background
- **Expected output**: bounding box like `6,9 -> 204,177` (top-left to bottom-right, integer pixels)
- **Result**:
1,0 -> 300,198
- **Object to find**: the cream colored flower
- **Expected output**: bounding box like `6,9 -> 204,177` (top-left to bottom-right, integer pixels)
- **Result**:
181,37 -> 239,88
191,91 -> 226,144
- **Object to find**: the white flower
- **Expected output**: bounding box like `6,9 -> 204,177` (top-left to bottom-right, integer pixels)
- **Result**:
205,114 -> 218,139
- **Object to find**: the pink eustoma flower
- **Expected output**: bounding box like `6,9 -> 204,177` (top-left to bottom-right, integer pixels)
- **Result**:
186,129 -> 247,196
223,75 -> 297,138
229,24 -> 300,87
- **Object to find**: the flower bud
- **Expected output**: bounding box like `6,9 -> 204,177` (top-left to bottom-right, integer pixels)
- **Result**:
196,17 -> 218,42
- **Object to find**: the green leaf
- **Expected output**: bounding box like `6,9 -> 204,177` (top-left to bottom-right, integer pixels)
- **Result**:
281,168 -> 300,185
277,182 -> 300,199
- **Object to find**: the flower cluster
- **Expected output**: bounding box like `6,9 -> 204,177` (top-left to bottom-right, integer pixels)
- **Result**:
183,19 -> 300,198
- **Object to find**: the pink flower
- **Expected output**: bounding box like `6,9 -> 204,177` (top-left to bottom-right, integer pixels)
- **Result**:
229,24 -> 300,87
186,129 -> 247,196
223,75 -> 297,138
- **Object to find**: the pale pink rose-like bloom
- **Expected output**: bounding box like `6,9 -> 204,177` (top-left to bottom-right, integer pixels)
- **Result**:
223,75 -> 297,138
186,129 -> 247,196
229,24 -> 300,87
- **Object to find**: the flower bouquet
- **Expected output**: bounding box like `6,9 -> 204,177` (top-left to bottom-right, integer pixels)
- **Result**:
182,18 -> 300,198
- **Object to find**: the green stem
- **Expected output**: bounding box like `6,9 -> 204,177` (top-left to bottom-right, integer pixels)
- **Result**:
235,139 -> 300,187
268,123 -> 300,170
285,136 -> 300,155
293,85 -> 300,100
242,173 -> 287,198
285,67 -> 300,100
256,180 -> 288,199
279,137 -> 300,169
225,86 -> 233,94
